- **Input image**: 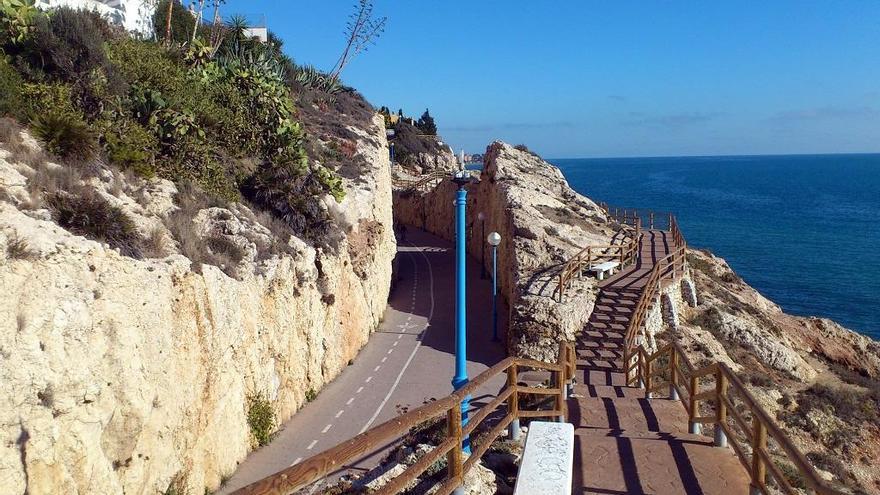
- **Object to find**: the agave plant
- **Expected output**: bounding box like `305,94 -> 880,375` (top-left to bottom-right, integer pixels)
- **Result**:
293,65 -> 342,95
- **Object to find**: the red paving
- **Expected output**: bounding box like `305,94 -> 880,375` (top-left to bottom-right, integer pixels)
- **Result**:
570,231 -> 750,494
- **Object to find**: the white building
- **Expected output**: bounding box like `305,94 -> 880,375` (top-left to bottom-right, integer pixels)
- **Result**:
35,0 -> 156,37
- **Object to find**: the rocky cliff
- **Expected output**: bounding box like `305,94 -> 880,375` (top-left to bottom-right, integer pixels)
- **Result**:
669,249 -> 880,493
0,115 -> 395,494
393,142 -> 615,360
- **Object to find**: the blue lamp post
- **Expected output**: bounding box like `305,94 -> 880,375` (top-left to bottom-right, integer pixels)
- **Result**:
487,231 -> 501,342
451,170 -> 473,455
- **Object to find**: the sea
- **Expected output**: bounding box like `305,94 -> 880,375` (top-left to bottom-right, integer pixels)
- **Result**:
550,154 -> 880,341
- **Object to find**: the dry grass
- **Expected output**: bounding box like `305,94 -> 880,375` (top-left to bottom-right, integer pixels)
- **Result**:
0,118 -> 48,169
47,189 -> 144,258
165,187 -> 244,278
141,226 -> 169,258
5,232 -> 36,260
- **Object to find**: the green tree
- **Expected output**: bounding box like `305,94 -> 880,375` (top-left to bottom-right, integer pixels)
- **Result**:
416,108 -> 436,135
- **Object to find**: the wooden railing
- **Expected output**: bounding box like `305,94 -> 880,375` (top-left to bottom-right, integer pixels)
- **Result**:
554,211 -> 642,301
234,343 -> 576,495
621,214 -> 687,356
628,342 -> 845,495
392,170 -> 447,193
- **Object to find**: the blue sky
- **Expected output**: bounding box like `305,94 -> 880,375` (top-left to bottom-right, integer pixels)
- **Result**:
222,1 -> 880,158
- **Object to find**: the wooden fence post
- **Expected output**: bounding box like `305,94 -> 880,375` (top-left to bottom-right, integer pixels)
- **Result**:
689,375 -> 701,434
751,416 -> 767,495
669,348 -> 679,400
447,404 -> 463,490
577,253 -> 582,279
507,364 -> 520,441
715,371 -> 728,447
557,273 -> 564,302
645,354 -> 653,399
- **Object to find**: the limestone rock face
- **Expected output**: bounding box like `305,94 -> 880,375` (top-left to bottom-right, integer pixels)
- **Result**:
0,115 -> 395,494
394,142 -> 615,359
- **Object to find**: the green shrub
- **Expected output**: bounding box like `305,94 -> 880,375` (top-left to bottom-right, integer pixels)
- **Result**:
246,392 -> 275,447
97,117 -> 159,177
31,109 -> 97,159
305,389 -> 317,402
0,58 -> 25,118
47,191 -> 143,258
19,81 -> 77,118
20,8 -> 121,114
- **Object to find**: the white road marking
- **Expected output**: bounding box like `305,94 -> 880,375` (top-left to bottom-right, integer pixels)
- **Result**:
365,376 -> 373,383
346,397 -> 354,405
393,341 -> 399,347
387,349 -> 394,354
397,335 -> 403,340
356,386 -> 364,394
381,357 -> 387,363
374,365 -> 381,372
335,410 -> 344,418
307,440 -> 317,450
291,457 -> 302,466
321,424 -> 332,434
360,243 -> 436,434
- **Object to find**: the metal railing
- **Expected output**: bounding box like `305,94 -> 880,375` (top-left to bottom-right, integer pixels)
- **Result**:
629,343 -> 845,495
234,343 -> 576,495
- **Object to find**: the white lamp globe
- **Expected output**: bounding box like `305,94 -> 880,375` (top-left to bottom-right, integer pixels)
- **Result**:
487,232 -> 502,246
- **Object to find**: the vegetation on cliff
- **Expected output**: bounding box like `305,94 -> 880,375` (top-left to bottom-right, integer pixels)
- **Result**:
0,0 -> 381,250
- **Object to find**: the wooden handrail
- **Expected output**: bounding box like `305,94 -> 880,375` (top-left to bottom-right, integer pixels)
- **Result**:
629,342 -> 846,495
553,209 -> 643,301
234,342 -> 577,495
392,170 -> 447,193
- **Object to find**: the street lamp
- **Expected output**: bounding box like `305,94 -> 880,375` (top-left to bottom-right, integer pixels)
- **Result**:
451,169 -> 473,455
477,212 -> 487,279
487,232 -> 501,342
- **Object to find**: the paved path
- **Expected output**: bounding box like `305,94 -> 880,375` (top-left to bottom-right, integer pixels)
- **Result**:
219,229 -> 506,493
570,230 -> 750,494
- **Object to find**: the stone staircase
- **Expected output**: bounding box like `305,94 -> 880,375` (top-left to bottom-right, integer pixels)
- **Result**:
568,229 -> 750,494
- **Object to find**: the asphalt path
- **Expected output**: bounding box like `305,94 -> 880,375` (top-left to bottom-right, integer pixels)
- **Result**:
219,228 -> 507,493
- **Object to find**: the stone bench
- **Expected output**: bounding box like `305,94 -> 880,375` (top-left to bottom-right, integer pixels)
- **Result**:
513,421 -> 574,495
588,260 -> 620,280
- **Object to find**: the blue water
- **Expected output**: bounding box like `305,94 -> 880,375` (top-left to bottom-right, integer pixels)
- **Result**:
551,154 -> 880,341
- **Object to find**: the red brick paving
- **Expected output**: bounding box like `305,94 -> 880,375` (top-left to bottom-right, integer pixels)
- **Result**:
570,231 -> 750,494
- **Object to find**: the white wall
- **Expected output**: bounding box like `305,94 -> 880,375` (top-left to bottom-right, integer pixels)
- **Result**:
35,0 -> 156,36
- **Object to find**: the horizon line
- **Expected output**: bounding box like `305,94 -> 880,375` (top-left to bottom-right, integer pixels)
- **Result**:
543,150 -> 880,161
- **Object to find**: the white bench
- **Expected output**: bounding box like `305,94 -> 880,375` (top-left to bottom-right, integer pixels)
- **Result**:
588,260 -> 620,280
513,421 -> 574,495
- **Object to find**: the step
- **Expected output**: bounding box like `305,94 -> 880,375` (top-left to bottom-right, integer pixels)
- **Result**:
579,369 -> 628,387
571,383 -> 645,400
567,396 -> 691,435
572,429 -> 750,494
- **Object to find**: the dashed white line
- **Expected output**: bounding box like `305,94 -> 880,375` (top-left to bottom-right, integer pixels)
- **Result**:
360,243 -> 436,434
307,440 -> 317,450
321,424 -> 332,434
335,410 -> 344,418
291,457 -> 302,466
346,397 -> 354,405
356,386 -> 364,393
374,365 -> 381,372
365,376 -> 373,383
397,335 -> 403,340
393,341 -> 399,347
387,348 -> 394,354
381,356 -> 387,363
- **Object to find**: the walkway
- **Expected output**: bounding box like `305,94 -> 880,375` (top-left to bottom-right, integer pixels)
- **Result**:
569,230 -> 749,494
219,229 -> 506,494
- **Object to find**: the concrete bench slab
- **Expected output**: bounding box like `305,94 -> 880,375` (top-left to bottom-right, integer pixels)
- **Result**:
588,261 -> 620,280
514,421 -> 574,495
